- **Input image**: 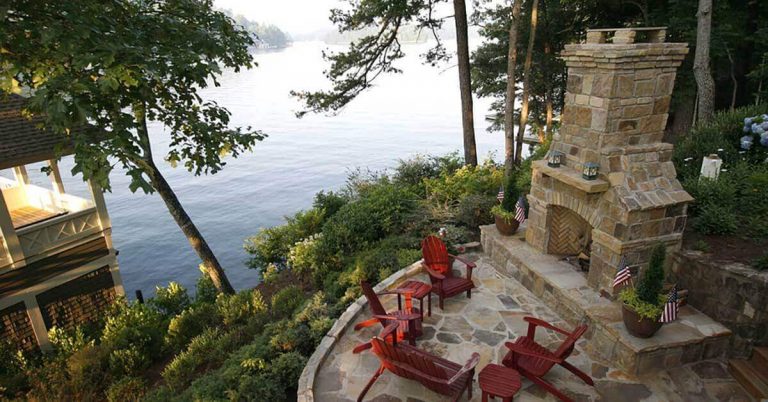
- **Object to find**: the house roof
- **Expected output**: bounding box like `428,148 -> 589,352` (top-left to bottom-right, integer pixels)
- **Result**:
0,93 -> 73,170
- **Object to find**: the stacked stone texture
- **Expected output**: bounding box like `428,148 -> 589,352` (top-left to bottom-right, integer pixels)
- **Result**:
0,301 -> 38,353
526,28 -> 693,296
37,266 -> 117,331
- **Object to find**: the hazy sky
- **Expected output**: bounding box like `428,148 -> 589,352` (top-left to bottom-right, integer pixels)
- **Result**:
214,0 -> 338,35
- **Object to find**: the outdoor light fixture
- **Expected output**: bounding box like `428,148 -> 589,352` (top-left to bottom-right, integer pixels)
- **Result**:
582,162 -> 599,180
547,151 -> 564,168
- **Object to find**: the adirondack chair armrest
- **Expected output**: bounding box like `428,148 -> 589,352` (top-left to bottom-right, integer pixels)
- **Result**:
423,264 -> 446,280
354,317 -> 381,331
504,342 -> 563,363
447,352 -> 480,385
523,316 -> 571,336
449,254 -> 476,280
373,313 -> 421,322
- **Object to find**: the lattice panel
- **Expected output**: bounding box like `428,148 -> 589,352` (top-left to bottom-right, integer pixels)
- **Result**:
19,211 -> 100,256
547,206 -> 591,256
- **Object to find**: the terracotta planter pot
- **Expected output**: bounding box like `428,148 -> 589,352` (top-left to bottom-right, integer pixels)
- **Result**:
622,303 -> 662,338
494,215 -> 520,236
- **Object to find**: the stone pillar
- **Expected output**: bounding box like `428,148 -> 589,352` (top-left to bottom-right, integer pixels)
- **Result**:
525,27 -> 693,297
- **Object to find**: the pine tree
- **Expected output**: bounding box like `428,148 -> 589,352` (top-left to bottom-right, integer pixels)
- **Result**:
636,244 -> 666,305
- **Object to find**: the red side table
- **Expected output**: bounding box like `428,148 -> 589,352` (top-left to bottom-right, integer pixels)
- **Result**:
479,364 -> 521,402
395,280 -> 432,318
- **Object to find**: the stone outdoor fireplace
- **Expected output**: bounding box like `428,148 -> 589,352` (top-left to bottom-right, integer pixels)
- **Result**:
525,27 -> 693,297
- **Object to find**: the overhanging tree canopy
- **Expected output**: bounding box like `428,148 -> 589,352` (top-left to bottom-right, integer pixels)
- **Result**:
1,0 -> 263,294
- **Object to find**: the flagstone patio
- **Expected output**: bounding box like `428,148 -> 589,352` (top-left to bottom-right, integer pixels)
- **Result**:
310,253 -> 752,401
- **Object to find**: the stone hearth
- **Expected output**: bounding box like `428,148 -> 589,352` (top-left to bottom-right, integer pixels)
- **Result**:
525,27 -> 693,296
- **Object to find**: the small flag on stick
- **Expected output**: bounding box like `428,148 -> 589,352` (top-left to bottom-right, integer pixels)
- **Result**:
515,196 -> 526,223
497,185 -> 505,202
612,256 -> 631,288
659,285 -> 679,323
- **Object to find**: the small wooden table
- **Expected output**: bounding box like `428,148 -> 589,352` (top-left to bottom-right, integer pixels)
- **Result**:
479,364 -> 521,402
395,280 -> 432,318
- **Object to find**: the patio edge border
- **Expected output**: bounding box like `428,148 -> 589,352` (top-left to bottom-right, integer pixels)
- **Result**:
296,259 -> 425,402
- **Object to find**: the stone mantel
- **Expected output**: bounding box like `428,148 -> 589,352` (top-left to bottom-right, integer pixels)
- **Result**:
532,160 -> 609,194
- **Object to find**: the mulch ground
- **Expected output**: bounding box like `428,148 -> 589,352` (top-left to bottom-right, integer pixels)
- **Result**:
682,227 -> 768,266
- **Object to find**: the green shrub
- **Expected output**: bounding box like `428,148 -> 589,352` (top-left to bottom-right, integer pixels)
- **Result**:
48,326 -> 94,358
322,183 -> 416,253
287,233 -> 334,282
425,161 -> 503,206
166,303 -> 222,352
0,342 -> 28,398
692,239 -> 710,252
346,246 -> 401,285
162,328 -> 226,391
151,282 -> 191,317
100,301 -> 165,376
674,105 -> 768,181
268,351 -> 307,394
618,287 -> 665,320
216,290 -> 268,327
753,254 -> 768,271
245,208 -> 325,268
270,285 -> 306,318
313,190 -> 348,219
684,177 -> 737,216
106,376 -> 146,402
195,266 -> 219,305
65,344 -> 110,399
396,248 -> 422,267
455,194 -> 496,230
636,244 -> 666,306
692,204 -> 739,235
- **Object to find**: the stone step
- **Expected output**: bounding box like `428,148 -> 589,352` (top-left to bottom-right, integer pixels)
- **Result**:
481,224 -> 732,376
729,359 -> 768,400
753,347 -> 768,382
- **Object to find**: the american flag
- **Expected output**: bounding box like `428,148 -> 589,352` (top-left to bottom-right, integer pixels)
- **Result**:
659,285 -> 679,323
515,196 -> 526,223
497,185 -> 504,202
612,256 -> 631,288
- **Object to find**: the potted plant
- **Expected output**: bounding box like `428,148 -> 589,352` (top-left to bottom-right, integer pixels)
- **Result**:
619,244 -> 667,338
492,174 -> 521,236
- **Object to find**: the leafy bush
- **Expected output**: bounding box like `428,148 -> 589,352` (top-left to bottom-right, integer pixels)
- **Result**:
48,326 -> 94,358
245,208 -> 325,268
195,266 -> 218,305
165,303 -> 222,352
270,285 -> 306,318
618,287 -> 665,320
162,328 -> 239,391
0,342 -> 28,398
636,244 -> 666,306
455,194 -> 496,229
692,204 -> 739,235
753,253 -> 768,271
313,190 -> 348,219
216,290 -> 268,327
151,282 -> 191,317
674,105 -> 768,181
287,233 -> 335,283
322,183 -> 416,253
106,376 -> 146,402
396,248 -> 422,267
101,301 -> 165,376
425,161 -> 503,206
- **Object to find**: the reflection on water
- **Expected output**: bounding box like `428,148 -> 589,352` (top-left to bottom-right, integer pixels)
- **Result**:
48,41 -> 508,295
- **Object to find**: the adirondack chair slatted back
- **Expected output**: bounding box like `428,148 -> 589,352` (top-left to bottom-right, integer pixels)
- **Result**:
421,235 -> 453,277
371,337 -> 449,395
361,281 -> 387,317
553,324 -> 588,359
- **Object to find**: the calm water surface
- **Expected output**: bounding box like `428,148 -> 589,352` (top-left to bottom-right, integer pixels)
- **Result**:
41,41 -> 509,295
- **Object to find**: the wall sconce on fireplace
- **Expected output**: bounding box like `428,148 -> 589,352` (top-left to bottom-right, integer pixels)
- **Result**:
582,162 -> 600,180
547,151 -> 564,168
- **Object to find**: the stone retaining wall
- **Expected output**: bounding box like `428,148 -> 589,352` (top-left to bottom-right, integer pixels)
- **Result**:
671,251 -> 768,358
296,261 -> 424,402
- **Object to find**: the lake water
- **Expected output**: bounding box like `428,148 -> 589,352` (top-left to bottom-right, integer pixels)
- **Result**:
26,41 -> 511,295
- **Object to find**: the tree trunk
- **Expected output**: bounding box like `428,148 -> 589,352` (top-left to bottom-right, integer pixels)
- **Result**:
504,0 -> 522,175
515,0 -> 539,165
544,40 -> 553,140
453,0 -> 477,167
693,0 -> 715,124
133,103 -> 235,295
147,164 -> 235,295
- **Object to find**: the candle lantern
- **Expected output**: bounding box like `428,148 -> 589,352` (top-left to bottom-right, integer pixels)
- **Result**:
547,151 -> 564,168
582,162 -> 599,180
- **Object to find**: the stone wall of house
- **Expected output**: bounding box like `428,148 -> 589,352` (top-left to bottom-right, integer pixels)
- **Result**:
671,251 -> 768,358
0,301 -> 38,353
37,266 -> 118,331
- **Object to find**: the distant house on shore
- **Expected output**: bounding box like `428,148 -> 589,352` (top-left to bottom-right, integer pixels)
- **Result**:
0,93 -> 124,352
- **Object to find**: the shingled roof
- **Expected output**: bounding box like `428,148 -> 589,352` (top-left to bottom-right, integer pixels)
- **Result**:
0,93 -> 73,170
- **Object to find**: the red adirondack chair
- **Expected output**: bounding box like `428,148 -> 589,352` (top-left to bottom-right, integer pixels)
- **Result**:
354,281 -> 423,346
355,323 -> 480,402
501,317 -> 594,402
421,235 -> 476,310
